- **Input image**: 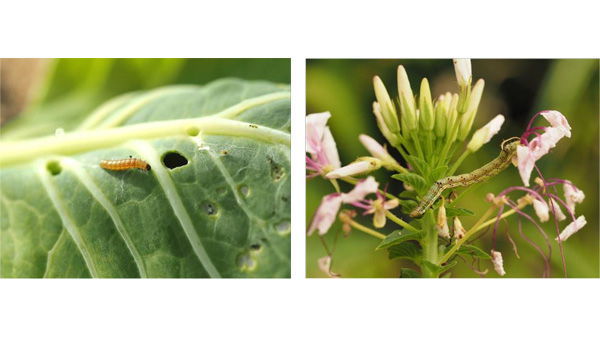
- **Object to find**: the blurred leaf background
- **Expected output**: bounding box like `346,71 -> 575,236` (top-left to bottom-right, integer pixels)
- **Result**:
306,59 -> 599,278
1,58 -> 291,138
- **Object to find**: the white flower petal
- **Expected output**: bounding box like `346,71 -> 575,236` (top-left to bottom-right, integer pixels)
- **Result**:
341,176 -> 379,203
306,112 -> 331,154
541,110 -> 571,138
564,182 -> 585,213
359,134 -> 391,162
467,114 -> 505,152
326,160 -> 379,179
307,194 -> 343,236
322,127 -> 341,169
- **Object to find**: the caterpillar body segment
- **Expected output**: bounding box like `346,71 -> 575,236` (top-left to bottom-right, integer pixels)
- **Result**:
409,139 -> 520,218
100,157 -> 151,171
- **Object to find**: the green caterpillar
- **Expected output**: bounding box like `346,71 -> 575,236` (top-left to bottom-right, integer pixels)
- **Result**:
409,139 -> 520,218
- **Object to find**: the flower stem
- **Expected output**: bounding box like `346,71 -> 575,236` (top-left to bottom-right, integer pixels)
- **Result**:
384,210 -> 418,232
348,220 -> 386,240
448,149 -> 471,176
420,210 -> 439,278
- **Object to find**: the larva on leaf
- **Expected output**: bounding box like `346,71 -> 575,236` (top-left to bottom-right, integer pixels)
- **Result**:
409,138 -> 520,218
100,156 -> 151,171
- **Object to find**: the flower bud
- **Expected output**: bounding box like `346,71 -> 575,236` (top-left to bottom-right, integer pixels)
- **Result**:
325,158 -> 382,179
458,79 -> 485,141
359,134 -> 400,169
397,66 -> 418,131
466,114 -> 505,152
445,94 -> 459,143
453,59 -> 472,88
419,78 -> 435,131
372,102 -> 400,147
434,93 -> 451,138
373,76 -> 400,134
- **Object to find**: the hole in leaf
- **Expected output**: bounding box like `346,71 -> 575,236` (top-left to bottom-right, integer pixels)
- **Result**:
200,200 -> 219,216
46,161 -> 62,175
268,157 -> 285,181
239,185 -> 250,197
237,252 -> 256,271
187,126 -> 199,136
250,244 -> 261,251
276,221 -> 290,235
162,151 -> 188,169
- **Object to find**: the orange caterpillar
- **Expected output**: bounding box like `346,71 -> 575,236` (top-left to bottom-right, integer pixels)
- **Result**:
100,156 -> 151,171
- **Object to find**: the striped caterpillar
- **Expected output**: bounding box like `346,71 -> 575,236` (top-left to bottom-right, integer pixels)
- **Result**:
100,156 -> 151,171
409,139 -> 520,218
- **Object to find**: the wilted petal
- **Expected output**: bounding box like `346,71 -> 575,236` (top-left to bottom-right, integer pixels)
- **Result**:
533,199 -> 549,222
491,251 -> 506,276
341,176 -> 379,203
326,160 -> 380,179
318,256 -> 340,278
306,112 -> 331,154
556,215 -> 587,241
549,202 -> 567,221
437,205 -> 450,238
541,110 -> 571,138
564,182 -> 585,213
307,194 -> 343,236
453,59 -> 472,87
453,217 -> 466,240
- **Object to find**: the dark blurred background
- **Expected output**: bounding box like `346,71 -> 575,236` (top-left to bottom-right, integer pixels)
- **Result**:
0,58 -> 290,138
306,59 -> 599,278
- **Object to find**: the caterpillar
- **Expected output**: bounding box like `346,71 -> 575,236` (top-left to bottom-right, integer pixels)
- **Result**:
100,156 -> 151,171
409,139 -> 520,218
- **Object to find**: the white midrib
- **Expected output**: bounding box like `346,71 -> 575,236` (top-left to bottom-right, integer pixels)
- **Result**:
130,140 -> 221,278
65,159 -> 148,278
38,164 -> 100,278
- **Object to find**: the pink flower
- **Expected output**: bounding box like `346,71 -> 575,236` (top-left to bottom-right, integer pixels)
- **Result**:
359,134 -> 398,164
491,250 -> 506,276
307,194 -> 343,236
364,198 -> 399,228
563,181 -> 585,213
306,112 -> 341,177
541,110 -> 571,138
556,215 -> 586,241
307,177 -> 379,236
517,110 -> 571,186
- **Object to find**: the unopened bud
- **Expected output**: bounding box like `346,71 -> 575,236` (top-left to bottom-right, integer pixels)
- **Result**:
419,78 -> 435,131
373,76 -> 400,134
325,158 -> 382,179
437,204 -> 450,238
458,79 -> 485,141
466,114 -> 505,152
373,102 -> 400,147
397,66 -> 418,131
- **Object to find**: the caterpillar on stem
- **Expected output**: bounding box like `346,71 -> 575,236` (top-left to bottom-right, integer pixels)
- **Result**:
409,138 -> 520,218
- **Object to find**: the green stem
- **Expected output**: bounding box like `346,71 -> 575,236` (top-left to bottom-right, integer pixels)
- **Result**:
448,149 -> 471,176
384,210 -> 418,232
411,131 -> 425,160
421,210 -> 439,278
348,220 -> 386,240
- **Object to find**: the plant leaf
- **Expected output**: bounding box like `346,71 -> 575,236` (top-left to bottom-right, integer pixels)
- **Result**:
407,155 -> 429,178
446,244 -> 492,259
392,173 -> 429,196
0,79 -> 291,278
399,268 -> 421,278
428,165 -> 448,183
388,242 -> 421,261
445,207 -> 475,217
376,230 -> 424,250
